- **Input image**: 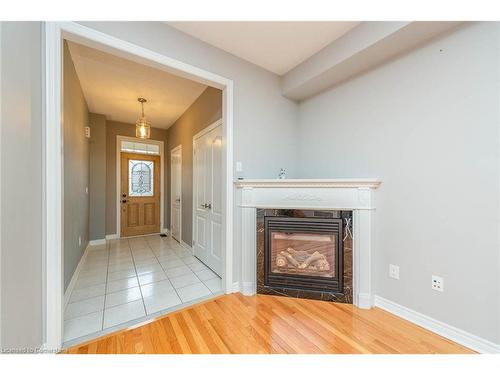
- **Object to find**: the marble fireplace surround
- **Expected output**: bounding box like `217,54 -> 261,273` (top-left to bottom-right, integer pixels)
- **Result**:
235,179 -> 381,309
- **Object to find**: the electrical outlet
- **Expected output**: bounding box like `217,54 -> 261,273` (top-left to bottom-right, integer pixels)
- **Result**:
389,264 -> 400,280
432,275 -> 444,292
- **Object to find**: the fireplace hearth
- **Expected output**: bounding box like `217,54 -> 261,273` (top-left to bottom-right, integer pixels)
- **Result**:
257,209 -> 353,303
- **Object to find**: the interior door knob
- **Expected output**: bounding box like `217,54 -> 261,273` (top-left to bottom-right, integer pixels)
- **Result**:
207,203 -> 212,209
122,199 -> 127,204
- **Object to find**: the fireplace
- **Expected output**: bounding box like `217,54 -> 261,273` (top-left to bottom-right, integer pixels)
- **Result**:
264,216 -> 343,293
257,209 -> 353,303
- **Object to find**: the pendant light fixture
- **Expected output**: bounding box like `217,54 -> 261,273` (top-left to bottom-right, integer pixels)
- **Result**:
135,97 -> 151,139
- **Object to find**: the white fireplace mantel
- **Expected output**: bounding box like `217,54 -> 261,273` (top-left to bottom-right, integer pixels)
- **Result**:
234,178 -> 381,309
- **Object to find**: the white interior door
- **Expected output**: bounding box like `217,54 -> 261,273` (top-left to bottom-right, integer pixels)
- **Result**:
171,146 -> 182,242
193,122 -> 223,276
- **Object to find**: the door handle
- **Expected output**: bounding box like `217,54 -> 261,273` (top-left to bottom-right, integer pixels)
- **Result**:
201,203 -> 207,208
206,203 -> 212,210
122,199 -> 127,204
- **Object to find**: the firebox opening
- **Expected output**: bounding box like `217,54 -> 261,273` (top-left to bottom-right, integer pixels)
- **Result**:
264,216 -> 343,294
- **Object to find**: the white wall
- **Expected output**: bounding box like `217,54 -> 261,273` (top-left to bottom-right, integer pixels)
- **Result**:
296,22 -> 500,344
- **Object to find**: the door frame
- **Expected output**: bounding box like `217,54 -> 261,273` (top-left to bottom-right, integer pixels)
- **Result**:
44,21 -> 234,351
116,136 -> 164,238
192,119 -> 223,269
170,144 -> 182,242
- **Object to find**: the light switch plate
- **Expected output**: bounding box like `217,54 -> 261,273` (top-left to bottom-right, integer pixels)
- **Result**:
236,161 -> 243,172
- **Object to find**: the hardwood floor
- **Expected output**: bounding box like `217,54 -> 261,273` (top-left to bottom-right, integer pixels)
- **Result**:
64,293 -> 474,354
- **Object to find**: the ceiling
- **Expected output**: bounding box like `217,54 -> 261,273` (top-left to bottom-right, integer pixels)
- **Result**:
166,21 -> 360,75
67,41 -> 208,129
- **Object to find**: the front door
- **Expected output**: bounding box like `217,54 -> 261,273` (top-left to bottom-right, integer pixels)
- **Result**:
120,152 -> 160,237
193,123 -> 223,276
170,146 -> 182,242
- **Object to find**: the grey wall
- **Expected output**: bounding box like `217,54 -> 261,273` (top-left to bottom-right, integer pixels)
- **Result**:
296,22 -> 500,344
166,87 -> 222,246
0,22 -> 44,349
105,120 -> 167,236
63,41 -> 90,290
89,113 -> 107,241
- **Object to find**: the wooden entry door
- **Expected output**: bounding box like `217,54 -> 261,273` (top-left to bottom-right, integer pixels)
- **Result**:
120,152 -> 160,237
193,122 -> 223,276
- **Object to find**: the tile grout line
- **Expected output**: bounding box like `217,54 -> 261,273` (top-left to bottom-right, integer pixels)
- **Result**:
149,235 -> 186,306
129,238 -> 148,316
173,244 -> 219,294
101,240 -> 111,331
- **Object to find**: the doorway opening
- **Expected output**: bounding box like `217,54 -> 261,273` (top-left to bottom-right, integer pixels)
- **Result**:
45,22 -> 234,351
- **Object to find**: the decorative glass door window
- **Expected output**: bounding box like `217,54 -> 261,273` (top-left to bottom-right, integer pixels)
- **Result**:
129,160 -> 154,197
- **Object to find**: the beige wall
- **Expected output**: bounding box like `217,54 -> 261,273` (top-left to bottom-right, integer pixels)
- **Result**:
166,87 -> 222,246
63,41 -> 90,290
105,120 -> 168,236
89,113 -> 107,241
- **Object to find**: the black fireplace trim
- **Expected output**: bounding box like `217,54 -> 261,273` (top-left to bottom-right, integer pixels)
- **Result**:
264,216 -> 344,294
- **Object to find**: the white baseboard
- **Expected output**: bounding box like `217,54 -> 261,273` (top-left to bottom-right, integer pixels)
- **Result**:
88,238 -> 106,246
63,245 -> 91,310
161,228 -> 169,234
105,234 -> 118,240
241,282 -> 256,296
229,282 -> 240,293
180,240 -> 193,252
374,295 -> 500,354
357,293 -> 374,309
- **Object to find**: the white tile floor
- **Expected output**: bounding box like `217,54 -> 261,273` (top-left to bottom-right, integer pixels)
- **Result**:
63,235 -> 222,345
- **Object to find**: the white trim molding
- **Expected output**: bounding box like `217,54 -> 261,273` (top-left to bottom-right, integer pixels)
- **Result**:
105,234 -> 118,240
44,21 -> 234,351
234,178 -> 381,189
63,245 -> 91,310
170,144 -> 182,243
88,239 -> 106,246
180,240 -> 193,252
161,228 -> 169,235
374,295 -> 500,354
235,179 -> 380,308
0,22 -> 3,348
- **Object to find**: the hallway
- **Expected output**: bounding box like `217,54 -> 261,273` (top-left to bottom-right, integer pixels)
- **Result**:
63,235 -> 222,346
